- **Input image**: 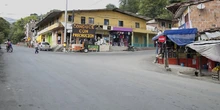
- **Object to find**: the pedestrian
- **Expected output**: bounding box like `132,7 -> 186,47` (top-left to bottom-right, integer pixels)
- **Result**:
34,42 -> 39,54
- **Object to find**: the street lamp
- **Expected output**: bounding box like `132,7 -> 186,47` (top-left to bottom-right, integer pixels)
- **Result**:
63,0 -> 68,52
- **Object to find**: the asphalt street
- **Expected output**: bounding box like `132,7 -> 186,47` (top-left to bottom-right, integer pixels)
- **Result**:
0,45 -> 220,110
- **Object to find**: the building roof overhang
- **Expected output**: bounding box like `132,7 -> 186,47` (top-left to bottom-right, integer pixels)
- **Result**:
37,8 -> 152,27
166,0 -> 213,18
36,10 -> 63,26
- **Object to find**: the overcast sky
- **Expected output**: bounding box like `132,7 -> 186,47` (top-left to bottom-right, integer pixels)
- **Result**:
0,0 -> 119,19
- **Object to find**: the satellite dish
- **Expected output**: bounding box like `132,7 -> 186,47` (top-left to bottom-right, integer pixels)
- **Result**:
197,3 -> 205,10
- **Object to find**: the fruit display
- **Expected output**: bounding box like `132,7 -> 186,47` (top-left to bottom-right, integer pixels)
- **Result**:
212,66 -> 220,72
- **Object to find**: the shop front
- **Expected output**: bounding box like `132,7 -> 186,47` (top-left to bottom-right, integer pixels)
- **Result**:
187,40 -> 220,72
153,28 -> 198,68
109,27 -> 132,47
72,23 -> 97,52
95,28 -> 110,52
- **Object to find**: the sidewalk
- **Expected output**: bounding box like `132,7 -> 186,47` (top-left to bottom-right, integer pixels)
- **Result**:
154,63 -> 220,84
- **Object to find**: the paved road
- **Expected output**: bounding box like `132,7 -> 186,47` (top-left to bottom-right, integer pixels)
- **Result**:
0,46 -> 220,110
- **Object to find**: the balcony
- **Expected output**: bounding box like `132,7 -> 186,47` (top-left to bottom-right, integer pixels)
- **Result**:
38,22 -> 61,35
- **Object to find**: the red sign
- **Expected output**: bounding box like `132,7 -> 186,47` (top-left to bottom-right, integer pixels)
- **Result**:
158,36 -> 166,43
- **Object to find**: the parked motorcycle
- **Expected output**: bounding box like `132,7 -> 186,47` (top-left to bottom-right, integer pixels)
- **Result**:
127,44 -> 135,52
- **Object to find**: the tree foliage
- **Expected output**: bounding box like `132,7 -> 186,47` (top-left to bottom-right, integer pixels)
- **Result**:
0,17 -> 10,43
139,0 -> 172,19
106,3 -> 117,9
119,0 -> 140,13
118,0 -> 187,19
10,15 -> 38,43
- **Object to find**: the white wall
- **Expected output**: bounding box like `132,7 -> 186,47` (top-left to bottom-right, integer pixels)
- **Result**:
51,31 -> 57,47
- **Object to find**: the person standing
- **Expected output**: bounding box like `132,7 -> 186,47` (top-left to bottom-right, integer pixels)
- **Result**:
34,42 -> 39,54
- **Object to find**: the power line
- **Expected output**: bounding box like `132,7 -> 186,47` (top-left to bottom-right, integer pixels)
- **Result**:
88,0 -> 104,8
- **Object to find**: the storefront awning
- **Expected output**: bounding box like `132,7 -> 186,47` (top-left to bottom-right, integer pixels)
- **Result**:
187,40 -> 220,62
164,28 -> 197,46
164,28 -> 197,35
112,27 -> 132,32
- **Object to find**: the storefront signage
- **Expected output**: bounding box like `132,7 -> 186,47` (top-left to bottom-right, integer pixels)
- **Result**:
88,45 -> 99,51
158,36 -> 166,43
72,24 -> 95,38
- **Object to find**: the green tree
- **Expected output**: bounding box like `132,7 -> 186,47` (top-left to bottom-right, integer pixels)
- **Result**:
0,17 -> 10,43
118,0 -> 188,19
0,32 -> 5,44
119,0 -> 140,13
138,0 -> 172,19
10,15 -> 38,43
106,3 -> 117,9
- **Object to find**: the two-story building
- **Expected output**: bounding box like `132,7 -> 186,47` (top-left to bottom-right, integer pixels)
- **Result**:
164,0 -> 220,73
24,19 -> 37,47
147,18 -> 172,32
166,0 -> 220,31
35,8 -> 156,51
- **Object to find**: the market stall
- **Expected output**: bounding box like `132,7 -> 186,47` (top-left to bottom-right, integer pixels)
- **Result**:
152,28 -> 198,67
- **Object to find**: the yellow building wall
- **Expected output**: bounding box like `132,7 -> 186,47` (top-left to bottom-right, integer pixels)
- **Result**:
133,33 -> 146,47
39,10 -> 148,32
148,34 -> 155,47
59,12 -> 73,23
72,10 -> 146,30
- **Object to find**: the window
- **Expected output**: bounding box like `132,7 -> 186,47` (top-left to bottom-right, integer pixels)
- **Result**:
68,15 -> 73,22
118,21 -> 123,27
89,17 -> 94,24
168,24 -> 172,28
81,17 -> 86,24
135,22 -> 140,28
161,22 -> 166,27
104,19 -> 109,25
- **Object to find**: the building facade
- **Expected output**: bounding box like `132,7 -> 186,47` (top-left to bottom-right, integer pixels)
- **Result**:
147,18 -> 172,32
35,9 -> 156,50
164,0 -> 220,73
24,20 -> 37,46
166,0 -> 220,32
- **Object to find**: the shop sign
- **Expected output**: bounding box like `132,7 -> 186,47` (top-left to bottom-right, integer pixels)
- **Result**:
158,36 -> 166,43
88,45 -> 99,51
72,24 -> 95,38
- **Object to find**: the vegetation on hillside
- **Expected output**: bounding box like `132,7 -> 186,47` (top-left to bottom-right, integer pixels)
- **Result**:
118,0 -> 187,19
10,15 -> 38,43
0,17 -> 10,44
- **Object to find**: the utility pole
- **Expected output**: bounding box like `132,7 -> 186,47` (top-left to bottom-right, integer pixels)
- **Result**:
63,0 -> 68,52
68,10 -> 74,52
164,41 -> 171,71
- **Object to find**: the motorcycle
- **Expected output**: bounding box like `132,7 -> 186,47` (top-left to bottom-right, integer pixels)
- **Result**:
127,44 -> 135,52
6,45 -> 13,53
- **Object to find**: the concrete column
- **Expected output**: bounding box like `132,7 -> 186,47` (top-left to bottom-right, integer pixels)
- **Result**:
131,32 -> 134,46
52,31 -> 57,47
61,31 -> 64,44
147,33 -> 149,47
